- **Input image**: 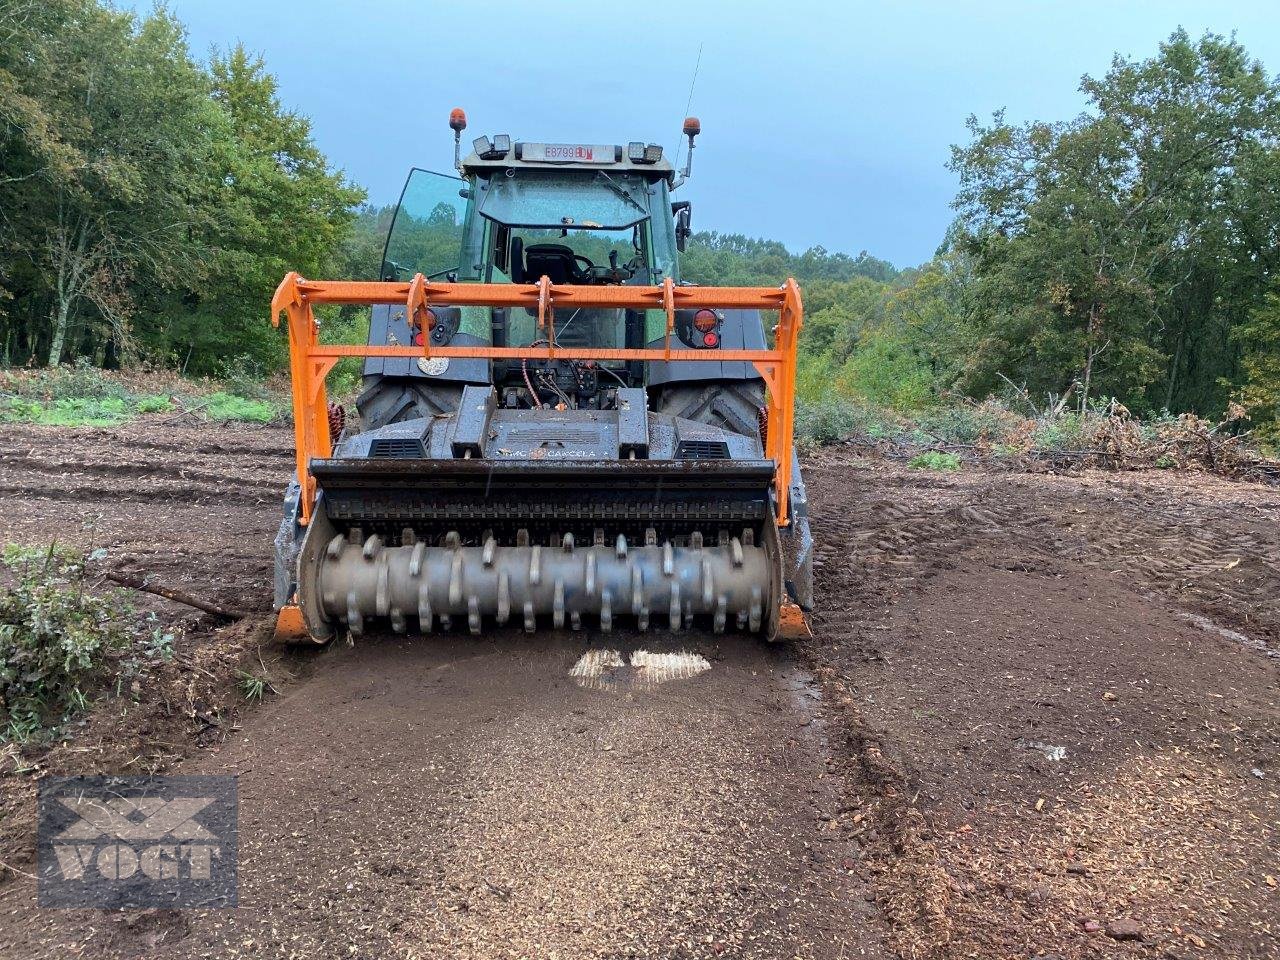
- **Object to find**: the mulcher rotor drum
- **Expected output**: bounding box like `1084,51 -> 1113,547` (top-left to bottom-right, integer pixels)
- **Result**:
294,458 -> 784,639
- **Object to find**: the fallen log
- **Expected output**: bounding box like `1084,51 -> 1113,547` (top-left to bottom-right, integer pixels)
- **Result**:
102,570 -> 248,620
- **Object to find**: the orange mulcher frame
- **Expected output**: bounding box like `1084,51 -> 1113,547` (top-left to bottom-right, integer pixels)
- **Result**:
271,273 -> 804,529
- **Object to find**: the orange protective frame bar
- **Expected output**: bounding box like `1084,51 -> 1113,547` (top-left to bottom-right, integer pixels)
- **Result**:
271,273 -> 803,528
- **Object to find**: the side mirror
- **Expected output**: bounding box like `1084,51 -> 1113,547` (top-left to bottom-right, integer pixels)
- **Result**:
672,201 -> 692,252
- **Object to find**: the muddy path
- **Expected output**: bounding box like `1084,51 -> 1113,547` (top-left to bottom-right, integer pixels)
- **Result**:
4,632 -> 884,959
0,419 -> 1277,958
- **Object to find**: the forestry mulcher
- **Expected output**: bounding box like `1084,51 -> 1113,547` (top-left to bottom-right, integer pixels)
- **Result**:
271,113 -> 813,642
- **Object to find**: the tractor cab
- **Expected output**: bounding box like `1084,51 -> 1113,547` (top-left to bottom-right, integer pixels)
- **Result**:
362,124 -> 718,420
379,140 -> 682,288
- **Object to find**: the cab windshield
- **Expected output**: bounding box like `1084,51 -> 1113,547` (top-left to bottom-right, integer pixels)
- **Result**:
483,173 -> 653,350
493,226 -> 647,349
478,170 -> 650,230
381,167 -> 661,351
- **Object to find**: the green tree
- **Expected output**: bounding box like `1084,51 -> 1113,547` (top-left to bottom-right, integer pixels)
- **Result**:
882,245 -> 974,387
836,328 -> 935,410
1238,288 -> 1280,441
162,45 -> 364,372
1,2 -> 223,366
680,232 -> 897,287
0,3 -> 364,372
951,30 -> 1280,415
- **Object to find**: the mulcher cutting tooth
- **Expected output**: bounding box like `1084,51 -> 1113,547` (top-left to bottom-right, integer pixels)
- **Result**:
553,580 -> 566,629
449,553 -> 463,606
418,585 -> 433,631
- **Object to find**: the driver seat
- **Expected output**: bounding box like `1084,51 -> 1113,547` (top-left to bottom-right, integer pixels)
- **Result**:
522,243 -> 579,285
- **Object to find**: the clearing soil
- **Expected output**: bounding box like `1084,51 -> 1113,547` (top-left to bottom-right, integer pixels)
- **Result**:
0,419 -> 1277,959
805,448 -> 1280,959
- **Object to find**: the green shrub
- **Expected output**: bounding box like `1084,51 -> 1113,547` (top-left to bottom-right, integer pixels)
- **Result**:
135,394 -> 174,414
908,451 -> 962,471
1030,412 -> 1086,450
52,359 -> 128,400
915,401 -> 1021,445
0,546 -> 180,744
1,360 -> 126,405
796,398 -> 900,446
836,330 -> 935,411
0,546 -> 131,741
216,354 -> 272,401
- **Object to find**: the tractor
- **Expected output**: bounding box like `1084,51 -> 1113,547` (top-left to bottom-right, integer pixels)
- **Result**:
271,113 -> 812,642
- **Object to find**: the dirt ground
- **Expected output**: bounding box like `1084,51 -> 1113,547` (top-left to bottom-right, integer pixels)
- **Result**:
0,419 -> 1276,959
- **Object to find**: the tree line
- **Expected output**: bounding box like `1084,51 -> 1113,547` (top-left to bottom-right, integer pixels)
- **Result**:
3,7 -> 1279,438
763,30 -> 1280,437
0,0 -> 362,375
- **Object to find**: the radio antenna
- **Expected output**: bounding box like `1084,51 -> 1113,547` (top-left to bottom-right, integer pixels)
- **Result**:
673,43 -> 703,175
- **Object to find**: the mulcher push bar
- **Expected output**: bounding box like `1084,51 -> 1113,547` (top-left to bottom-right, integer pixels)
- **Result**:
271,273 -> 804,527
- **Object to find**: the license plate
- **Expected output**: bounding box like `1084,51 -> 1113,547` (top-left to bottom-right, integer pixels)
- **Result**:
522,143 -> 615,164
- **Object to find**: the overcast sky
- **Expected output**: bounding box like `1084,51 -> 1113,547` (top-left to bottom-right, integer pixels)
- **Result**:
127,1 -> 1280,268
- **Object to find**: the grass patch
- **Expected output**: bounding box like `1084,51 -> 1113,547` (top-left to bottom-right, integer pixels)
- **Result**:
237,670 -> 270,702
0,361 -> 283,427
0,393 -> 176,426
201,392 -> 278,423
908,451 -> 962,471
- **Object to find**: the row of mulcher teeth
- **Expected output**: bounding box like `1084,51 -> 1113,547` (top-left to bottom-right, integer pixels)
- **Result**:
312,524 -> 772,636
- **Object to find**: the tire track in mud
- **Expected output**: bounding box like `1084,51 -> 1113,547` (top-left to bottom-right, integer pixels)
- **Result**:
805,452 -> 1280,648
0,419 -> 288,616
0,421 -> 892,959
0,481 -> 280,504
0,454 -> 283,490
3,635 -> 888,960
0,424 -> 293,460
